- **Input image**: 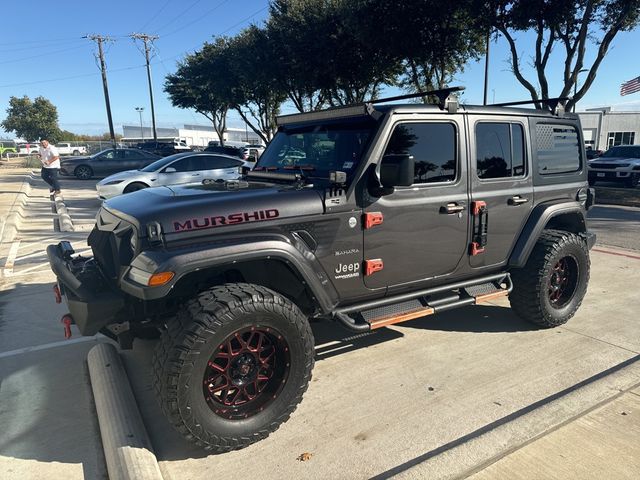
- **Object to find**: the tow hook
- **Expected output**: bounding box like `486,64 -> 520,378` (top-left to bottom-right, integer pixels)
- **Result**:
53,284 -> 62,304
61,314 -> 74,339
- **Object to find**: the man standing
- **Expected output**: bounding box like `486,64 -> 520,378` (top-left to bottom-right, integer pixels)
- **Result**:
39,139 -> 61,195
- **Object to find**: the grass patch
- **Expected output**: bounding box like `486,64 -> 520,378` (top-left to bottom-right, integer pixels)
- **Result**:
21,156 -> 42,168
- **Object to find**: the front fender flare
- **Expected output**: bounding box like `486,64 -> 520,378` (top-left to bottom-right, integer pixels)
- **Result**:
120,234 -> 338,313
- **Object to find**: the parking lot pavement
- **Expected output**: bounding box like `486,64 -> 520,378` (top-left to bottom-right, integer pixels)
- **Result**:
117,247 -> 640,480
587,204 -> 640,251
1,173 -> 640,479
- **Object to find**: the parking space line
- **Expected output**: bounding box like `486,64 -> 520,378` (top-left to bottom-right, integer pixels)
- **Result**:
592,247 -> 640,261
0,335 -> 102,359
3,241 -> 20,276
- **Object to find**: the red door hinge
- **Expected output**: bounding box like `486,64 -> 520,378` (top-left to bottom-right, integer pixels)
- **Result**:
364,259 -> 384,276
364,212 -> 384,229
470,200 -> 488,256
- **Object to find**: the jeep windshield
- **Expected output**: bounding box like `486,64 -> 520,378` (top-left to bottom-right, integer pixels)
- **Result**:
253,119 -> 376,181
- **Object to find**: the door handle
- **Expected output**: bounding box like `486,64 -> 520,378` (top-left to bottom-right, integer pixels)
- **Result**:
191,173 -> 201,176
508,196 -> 529,206
440,203 -> 465,214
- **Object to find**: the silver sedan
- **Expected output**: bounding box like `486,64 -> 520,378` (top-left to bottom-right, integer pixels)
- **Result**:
96,152 -> 252,199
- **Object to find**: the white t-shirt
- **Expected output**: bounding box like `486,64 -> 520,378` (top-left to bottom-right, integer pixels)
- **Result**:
40,145 -> 60,169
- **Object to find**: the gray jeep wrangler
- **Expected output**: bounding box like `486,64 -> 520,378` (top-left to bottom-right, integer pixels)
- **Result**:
48,87 -> 596,452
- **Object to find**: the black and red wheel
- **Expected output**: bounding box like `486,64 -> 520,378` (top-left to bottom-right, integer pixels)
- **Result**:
153,283 -> 314,452
510,230 -> 590,327
203,326 -> 291,420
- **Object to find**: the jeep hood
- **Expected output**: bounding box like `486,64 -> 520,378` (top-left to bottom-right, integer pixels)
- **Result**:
592,156 -> 640,163
102,181 -> 324,237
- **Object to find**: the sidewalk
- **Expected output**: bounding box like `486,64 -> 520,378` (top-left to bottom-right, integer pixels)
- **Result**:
470,383 -> 640,479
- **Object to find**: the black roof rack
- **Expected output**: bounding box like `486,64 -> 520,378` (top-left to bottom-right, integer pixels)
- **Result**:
369,86 -> 465,108
276,86 -> 466,126
491,97 -> 569,113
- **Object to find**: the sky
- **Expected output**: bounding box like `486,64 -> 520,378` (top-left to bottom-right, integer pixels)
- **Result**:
1,0 -> 639,138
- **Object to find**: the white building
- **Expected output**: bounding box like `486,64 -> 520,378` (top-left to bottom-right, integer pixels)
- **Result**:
577,108 -> 640,151
121,124 -> 263,146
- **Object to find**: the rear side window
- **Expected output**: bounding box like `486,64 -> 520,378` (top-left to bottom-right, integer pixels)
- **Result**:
384,122 -> 457,184
203,156 -> 242,169
536,124 -> 581,175
476,123 -> 525,179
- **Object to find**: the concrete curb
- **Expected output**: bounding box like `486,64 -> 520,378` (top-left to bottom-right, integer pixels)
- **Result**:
0,172 -> 34,245
53,192 -> 75,232
87,343 -> 164,480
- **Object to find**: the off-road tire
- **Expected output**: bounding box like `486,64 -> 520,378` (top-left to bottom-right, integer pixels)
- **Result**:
509,230 -> 589,328
123,182 -> 149,194
152,283 -> 315,452
74,165 -> 93,180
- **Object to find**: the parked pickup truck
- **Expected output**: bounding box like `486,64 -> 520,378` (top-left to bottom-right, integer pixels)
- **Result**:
56,143 -> 87,156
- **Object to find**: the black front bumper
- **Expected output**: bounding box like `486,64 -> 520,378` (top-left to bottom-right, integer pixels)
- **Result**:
47,242 -> 126,336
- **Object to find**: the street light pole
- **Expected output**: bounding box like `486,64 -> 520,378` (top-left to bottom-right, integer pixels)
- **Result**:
573,69 -> 588,112
135,107 -> 144,140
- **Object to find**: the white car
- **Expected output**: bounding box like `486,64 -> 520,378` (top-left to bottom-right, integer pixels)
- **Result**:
96,152 -> 252,200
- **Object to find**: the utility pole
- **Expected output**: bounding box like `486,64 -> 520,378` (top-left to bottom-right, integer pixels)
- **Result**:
130,33 -> 159,141
85,35 -> 116,148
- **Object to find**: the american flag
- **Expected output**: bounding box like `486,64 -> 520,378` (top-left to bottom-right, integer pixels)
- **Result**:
620,76 -> 640,96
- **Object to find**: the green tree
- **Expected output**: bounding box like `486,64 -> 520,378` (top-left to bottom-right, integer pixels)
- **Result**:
268,0 -> 399,109
225,26 -> 287,142
489,0 -> 640,111
354,0 -> 485,101
1,95 -> 61,141
165,38 -> 233,146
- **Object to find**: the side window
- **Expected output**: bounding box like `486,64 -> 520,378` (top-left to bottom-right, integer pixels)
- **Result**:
167,157 -> 192,172
536,124 -> 581,175
384,123 -> 457,184
476,122 -> 526,179
100,150 -> 116,159
125,150 -> 144,159
203,156 -> 242,169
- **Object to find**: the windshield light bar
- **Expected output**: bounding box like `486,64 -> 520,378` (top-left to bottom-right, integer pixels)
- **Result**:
276,104 -> 377,126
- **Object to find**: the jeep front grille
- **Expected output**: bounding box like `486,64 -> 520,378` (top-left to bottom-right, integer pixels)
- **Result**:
590,163 -> 629,169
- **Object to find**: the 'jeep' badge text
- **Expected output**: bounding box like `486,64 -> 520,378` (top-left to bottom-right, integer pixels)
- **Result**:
174,209 -> 280,232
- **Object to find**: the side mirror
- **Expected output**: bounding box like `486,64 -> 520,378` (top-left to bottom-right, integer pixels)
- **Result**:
380,154 -> 414,188
164,167 -> 177,173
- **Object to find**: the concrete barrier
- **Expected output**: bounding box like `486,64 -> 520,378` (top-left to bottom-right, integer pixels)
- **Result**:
87,343 -> 163,480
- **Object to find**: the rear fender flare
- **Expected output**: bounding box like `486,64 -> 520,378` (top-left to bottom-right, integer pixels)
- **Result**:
509,201 -> 587,268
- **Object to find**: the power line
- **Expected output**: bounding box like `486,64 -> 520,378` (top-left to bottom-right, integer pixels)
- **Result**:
139,0 -> 173,31
162,4 -> 270,62
0,38 -> 85,54
0,64 -> 146,89
0,36 -> 83,47
152,0 -> 204,34
162,0 -> 231,38
0,45 -> 87,65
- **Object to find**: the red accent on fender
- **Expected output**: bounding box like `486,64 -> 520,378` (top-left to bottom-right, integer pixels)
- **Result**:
364,212 -> 384,229
365,259 -> 384,276
472,200 -> 487,215
53,284 -> 62,304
